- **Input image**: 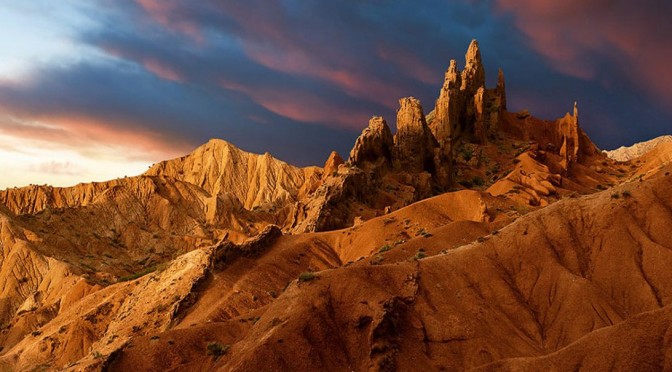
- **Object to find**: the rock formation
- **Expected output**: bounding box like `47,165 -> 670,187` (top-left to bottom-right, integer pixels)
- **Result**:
348,116 -> 394,169
497,68 -> 507,110
429,39 -> 505,148
604,134 -> 672,161
322,151 -> 344,177
558,102 -> 582,175
430,59 -> 461,152
392,97 -> 439,173
460,39 -> 486,95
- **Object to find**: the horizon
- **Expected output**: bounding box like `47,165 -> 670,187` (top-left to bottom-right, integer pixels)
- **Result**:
1,1 -> 671,189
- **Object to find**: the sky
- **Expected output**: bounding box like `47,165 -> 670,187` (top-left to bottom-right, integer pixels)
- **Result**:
0,0 -> 670,189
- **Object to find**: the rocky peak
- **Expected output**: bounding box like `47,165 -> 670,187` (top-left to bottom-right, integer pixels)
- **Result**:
393,97 -> 438,173
323,151 -> 344,177
430,59 -> 462,150
460,39 -> 485,94
497,68 -> 507,110
558,102 -> 581,175
348,116 -> 394,168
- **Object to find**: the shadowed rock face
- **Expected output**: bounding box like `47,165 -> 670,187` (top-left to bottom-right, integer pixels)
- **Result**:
348,116 -> 394,169
1,39 -> 671,372
393,97 -> 439,173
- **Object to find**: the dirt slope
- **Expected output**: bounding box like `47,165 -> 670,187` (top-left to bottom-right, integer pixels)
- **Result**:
104,167 -> 672,371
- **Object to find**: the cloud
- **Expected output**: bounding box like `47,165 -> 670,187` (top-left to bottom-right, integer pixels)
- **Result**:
1,0 -> 671,189
494,0 -> 672,107
32,161 -> 84,176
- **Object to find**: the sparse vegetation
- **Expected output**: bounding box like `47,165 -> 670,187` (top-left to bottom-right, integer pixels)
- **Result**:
298,271 -> 316,282
378,244 -> 391,253
370,255 -> 384,265
412,250 -> 427,260
611,193 -> 620,199
461,147 -> 474,161
206,342 -> 230,358
472,176 -> 485,187
117,264 -> 166,282
622,190 -> 632,198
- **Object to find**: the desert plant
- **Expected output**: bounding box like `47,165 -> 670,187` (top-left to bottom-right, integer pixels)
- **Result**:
206,342 -> 230,358
412,250 -> 427,260
298,272 -> 316,282
622,190 -> 632,198
378,244 -> 391,253
461,147 -> 473,161
370,255 -> 384,265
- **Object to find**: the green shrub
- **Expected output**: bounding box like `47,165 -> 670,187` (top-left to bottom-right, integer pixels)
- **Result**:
206,342 -> 230,358
461,148 -> 473,161
378,244 -> 391,253
298,272 -> 316,282
412,250 -> 427,260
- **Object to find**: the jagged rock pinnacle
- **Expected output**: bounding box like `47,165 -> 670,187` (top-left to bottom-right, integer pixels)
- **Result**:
498,68 -> 507,110
348,116 -> 394,168
393,97 -> 438,173
461,39 -> 485,94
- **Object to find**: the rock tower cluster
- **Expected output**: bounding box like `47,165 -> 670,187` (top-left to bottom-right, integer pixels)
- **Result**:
348,40 -> 506,189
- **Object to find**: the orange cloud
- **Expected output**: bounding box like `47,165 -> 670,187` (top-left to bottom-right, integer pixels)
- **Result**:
134,0 -> 203,43
142,58 -> 183,82
220,80 -> 370,130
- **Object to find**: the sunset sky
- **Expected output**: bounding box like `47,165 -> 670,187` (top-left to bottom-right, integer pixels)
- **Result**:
1,0 -> 671,189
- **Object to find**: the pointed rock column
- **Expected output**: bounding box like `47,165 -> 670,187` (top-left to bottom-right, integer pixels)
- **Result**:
430,59 -> 462,152
558,102 -> 581,175
393,97 -> 438,173
497,68 -> 507,111
460,39 -> 487,139
473,87 -> 487,144
461,39 -> 486,95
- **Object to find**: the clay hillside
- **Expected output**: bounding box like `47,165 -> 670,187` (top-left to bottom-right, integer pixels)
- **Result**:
1,40 -> 671,371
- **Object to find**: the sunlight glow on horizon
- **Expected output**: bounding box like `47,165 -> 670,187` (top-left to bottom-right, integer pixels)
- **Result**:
0,132 -> 154,190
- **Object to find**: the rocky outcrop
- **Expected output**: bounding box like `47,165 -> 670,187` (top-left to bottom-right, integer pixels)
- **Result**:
145,139 -> 319,210
558,102 -> 581,175
460,39 -> 485,95
323,151 -> 344,177
430,60 -> 462,152
429,39 -> 505,148
604,135 -> 672,161
348,117 -> 394,169
497,68 -> 507,110
393,97 -> 439,174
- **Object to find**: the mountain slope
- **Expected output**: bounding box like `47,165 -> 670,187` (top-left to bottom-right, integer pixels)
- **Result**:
106,166 -> 672,371
604,135 -> 672,161
144,139 -> 321,210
